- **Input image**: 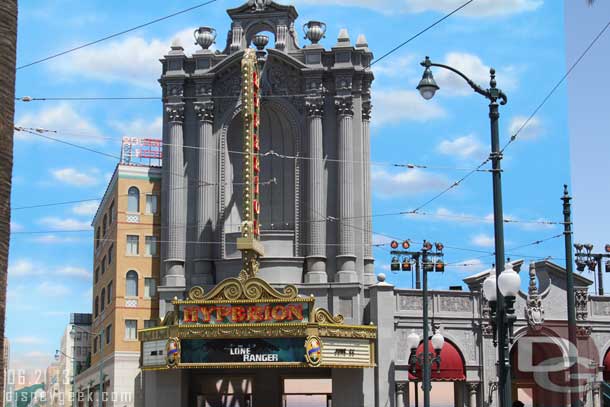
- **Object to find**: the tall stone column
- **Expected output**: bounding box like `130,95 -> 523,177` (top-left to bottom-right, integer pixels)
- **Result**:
335,96 -> 357,282
362,99 -> 375,285
193,101 -> 215,285
162,103 -> 187,289
305,96 -> 327,283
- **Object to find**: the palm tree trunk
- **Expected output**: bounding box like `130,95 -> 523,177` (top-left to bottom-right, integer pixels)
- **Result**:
0,1 -> 18,406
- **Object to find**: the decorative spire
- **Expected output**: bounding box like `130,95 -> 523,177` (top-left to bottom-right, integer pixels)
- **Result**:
525,262 -> 544,330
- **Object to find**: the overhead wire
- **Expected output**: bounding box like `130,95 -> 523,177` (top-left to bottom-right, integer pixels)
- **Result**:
500,18 -> 610,153
15,126 -> 489,172
16,0 -> 221,70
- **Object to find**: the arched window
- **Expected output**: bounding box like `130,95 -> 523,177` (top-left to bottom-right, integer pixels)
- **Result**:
102,214 -> 108,236
100,288 -> 106,312
95,227 -> 101,248
94,296 -> 99,317
126,271 -> 138,297
127,187 -> 140,213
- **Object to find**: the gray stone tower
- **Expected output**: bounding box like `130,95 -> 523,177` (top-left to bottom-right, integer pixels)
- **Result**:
158,0 -> 375,307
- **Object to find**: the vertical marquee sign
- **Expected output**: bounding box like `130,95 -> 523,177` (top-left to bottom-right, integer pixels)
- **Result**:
237,48 -> 265,281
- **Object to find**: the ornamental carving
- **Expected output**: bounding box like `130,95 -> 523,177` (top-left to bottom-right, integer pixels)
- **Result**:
194,101 -> 215,123
186,277 -> 299,302
575,288 -> 589,321
305,97 -> 324,118
167,85 -> 184,97
334,96 -> 353,117
267,64 -> 302,96
525,263 -> 544,330
362,100 -> 372,121
439,296 -> 471,313
247,0 -> 272,11
576,325 -> 592,338
317,326 -> 377,339
180,325 -> 309,339
165,103 -> 185,122
314,308 -> 344,324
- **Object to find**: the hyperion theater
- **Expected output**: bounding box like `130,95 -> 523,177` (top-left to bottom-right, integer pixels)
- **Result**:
139,1 -> 379,406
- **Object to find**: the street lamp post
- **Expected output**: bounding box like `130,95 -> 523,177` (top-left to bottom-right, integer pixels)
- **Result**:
54,349 -> 77,407
574,242 -> 610,295
417,56 -> 511,407
72,325 -> 104,407
390,240 -> 445,406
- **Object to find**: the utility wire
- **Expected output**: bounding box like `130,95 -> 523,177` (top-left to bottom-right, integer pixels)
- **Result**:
15,126 -> 490,171
370,0 -> 475,66
16,0 -> 220,70
16,0 -> 474,96
501,19 -> 610,152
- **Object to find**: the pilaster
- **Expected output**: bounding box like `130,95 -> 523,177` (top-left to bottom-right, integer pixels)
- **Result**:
335,95 -> 357,282
162,102 -> 187,290
362,92 -> 375,285
304,92 -> 327,283
193,97 -> 216,285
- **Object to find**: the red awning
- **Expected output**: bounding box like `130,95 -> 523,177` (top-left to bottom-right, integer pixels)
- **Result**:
604,349 -> 610,382
408,340 -> 466,381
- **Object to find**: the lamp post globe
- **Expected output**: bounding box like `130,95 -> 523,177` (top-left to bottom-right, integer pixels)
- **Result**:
417,67 -> 439,100
498,263 -> 521,298
482,274 -> 497,301
431,332 -> 445,352
407,332 -> 421,351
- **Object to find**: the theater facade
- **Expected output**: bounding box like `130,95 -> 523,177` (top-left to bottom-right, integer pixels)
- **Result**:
137,2 -> 610,407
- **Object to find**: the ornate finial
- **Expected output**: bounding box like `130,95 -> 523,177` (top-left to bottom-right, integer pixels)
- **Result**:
528,262 -> 538,296
377,273 -> 386,283
337,28 -> 350,44
356,34 -> 368,48
525,262 -> 544,329
489,68 -> 497,89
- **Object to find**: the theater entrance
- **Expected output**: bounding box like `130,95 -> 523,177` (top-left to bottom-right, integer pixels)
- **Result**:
189,371 -> 332,407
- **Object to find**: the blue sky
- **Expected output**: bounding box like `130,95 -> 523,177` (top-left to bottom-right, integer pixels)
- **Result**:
8,0 -> 590,373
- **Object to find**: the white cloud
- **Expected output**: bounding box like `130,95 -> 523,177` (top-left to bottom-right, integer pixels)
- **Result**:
51,167 -> 100,187
110,116 -> 163,139
72,201 -> 100,216
372,233 -> 394,246
56,266 -> 92,280
448,258 -> 487,274
435,52 -> 518,96
36,281 -> 70,297
8,260 -> 42,277
372,90 -> 445,126
373,54 -> 417,79
296,0 -> 542,17
508,116 -> 544,141
39,217 -> 91,230
437,134 -> 486,160
13,336 -> 47,345
32,234 -> 81,244
371,168 -> 447,197
10,221 -> 23,232
50,28 -> 198,89
471,233 -> 495,247
15,103 -> 104,144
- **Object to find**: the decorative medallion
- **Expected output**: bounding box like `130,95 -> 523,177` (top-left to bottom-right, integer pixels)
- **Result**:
304,336 -> 322,367
166,337 -> 181,367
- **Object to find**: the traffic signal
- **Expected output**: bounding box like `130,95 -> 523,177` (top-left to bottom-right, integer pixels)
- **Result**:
423,241 -> 433,251
423,261 -> 434,272
390,240 -> 399,249
402,240 -> 410,250
435,260 -> 445,272
391,257 -> 400,272
588,259 -> 597,272
401,258 -> 412,271
606,261 -> 610,273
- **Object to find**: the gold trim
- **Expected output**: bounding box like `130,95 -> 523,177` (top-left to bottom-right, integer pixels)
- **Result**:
313,308 -> 345,324
165,337 -> 181,368
180,277 -> 300,303
178,325 -> 309,339
178,362 -> 309,369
